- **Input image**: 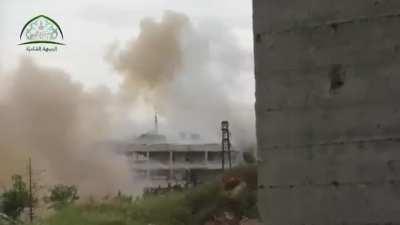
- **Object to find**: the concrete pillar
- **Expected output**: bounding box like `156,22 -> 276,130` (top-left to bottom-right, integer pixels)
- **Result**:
204,151 -> 208,165
146,151 -> 150,179
169,151 -> 173,180
253,1 -> 400,225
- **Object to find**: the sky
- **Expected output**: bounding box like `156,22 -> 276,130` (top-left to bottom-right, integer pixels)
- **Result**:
0,0 -> 255,143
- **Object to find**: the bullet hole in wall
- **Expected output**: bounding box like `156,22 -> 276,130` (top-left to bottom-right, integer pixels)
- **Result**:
255,33 -> 262,43
329,64 -> 346,93
330,23 -> 338,33
331,180 -> 340,188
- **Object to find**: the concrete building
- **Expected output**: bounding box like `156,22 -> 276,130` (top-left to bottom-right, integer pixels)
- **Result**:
254,1 -> 400,225
124,115 -> 241,188
126,143 -> 240,187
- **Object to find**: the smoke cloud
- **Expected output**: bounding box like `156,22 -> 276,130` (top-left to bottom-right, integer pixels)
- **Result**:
0,58 -> 135,195
0,10 -> 255,194
108,11 -> 189,100
109,11 -> 255,147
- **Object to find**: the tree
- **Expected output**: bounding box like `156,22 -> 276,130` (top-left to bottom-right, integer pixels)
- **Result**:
1,175 -> 30,219
46,185 -> 79,210
243,151 -> 256,164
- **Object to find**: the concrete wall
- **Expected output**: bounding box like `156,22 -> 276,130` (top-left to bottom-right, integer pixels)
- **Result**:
253,1 -> 400,224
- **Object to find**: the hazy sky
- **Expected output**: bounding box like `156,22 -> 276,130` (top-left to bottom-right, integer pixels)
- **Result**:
0,0 -> 254,141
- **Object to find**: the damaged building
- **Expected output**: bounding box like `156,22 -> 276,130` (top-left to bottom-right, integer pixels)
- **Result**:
124,116 -> 242,188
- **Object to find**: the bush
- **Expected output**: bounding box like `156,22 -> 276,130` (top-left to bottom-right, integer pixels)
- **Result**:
34,166 -> 259,225
1,175 -> 30,219
46,185 -> 79,210
243,151 -> 256,164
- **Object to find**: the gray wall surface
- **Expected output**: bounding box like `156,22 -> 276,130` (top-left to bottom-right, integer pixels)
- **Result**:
253,1 -> 400,224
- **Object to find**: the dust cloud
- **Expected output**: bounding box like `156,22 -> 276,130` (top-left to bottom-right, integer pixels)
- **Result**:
0,58 -> 136,195
108,11 -> 255,147
0,10 -> 255,194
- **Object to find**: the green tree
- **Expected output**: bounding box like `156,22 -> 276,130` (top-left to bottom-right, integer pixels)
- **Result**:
46,185 -> 79,210
1,175 -> 30,219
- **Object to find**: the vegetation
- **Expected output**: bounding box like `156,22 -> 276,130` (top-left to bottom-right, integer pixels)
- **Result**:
34,166 -> 258,225
45,185 -> 79,210
0,175 -> 30,220
0,166 -> 258,225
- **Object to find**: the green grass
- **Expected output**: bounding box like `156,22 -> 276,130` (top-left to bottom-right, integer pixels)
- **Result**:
34,166 -> 258,225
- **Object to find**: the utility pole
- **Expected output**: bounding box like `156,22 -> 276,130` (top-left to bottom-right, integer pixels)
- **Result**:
28,157 -> 33,223
221,121 -> 232,170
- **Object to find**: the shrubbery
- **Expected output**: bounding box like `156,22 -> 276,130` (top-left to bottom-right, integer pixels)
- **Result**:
0,175 -> 30,220
0,166 -> 258,225
45,184 -> 79,210
34,166 -> 259,225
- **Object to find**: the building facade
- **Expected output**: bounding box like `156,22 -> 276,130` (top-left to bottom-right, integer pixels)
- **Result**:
254,1 -> 400,224
126,143 -> 241,188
